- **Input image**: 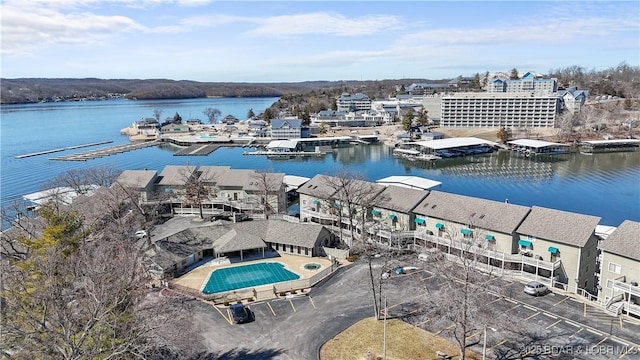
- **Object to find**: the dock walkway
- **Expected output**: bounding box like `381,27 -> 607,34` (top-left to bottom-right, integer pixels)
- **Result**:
174,144 -> 221,156
50,141 -> 158,161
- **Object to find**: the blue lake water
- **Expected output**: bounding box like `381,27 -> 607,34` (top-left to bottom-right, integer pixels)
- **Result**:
1,97 -> 639,227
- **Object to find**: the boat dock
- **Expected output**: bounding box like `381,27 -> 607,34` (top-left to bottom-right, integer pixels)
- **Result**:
174,144 -> 222,156
243,151 -> 325,157
579,139 -> 640,153
15,140 -> 116,159
50,141 -> 158,161
15,148 -> 66,159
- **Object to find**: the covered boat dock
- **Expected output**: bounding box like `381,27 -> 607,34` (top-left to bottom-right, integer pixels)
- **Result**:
508,139 -> 571,155
579,139 -> 640,153
404,137 -> 498,158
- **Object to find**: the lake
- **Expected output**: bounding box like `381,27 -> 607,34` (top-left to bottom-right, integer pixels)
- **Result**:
1,97 -> 639,227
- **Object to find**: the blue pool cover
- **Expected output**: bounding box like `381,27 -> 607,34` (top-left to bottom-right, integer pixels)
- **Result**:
203,262 -> 300,294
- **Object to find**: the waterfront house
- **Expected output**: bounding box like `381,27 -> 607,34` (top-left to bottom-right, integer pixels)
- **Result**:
597,220 -> 640,317
559,86 -> 589,113
270,118 -> 302,139
160,123 -> 190,133
516,206 -> 601,294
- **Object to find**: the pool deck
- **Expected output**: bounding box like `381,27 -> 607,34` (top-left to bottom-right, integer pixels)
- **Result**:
172,252 -> 333,296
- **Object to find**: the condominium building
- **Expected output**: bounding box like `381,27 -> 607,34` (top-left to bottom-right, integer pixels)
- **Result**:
440,92 -> 559,128
336,93 -> 372,112
489,72 -> 558,95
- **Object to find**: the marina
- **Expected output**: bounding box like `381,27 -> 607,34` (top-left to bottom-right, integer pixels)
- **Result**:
49,141 -> 159,161
579,139 -> 640,153
15,140 -> 116,159
508,139 -> 571,155
174,144 -> 223,156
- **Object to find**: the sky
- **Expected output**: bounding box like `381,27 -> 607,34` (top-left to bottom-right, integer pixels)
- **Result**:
1,0 -> 638,82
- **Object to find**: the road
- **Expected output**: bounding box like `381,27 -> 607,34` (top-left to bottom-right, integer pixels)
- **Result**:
192,255 -> 640,359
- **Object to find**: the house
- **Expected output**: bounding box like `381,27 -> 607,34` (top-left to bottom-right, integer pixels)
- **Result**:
223,115 -> 239,124
298,174 -> 341,226
115,169 -> 159,202
597,220 -> 640,317
270,118 -> 302,139
413,191 -> 531,257
156,165 -> 197,201
559,87 -> 589,113
516,206 -> 601,294
160,123 -> 190,133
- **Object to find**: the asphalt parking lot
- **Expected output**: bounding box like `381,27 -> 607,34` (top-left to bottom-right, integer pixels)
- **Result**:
192,255 -> 640,359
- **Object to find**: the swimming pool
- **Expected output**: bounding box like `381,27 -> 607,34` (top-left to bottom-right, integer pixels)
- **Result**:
202,262 -> 300,294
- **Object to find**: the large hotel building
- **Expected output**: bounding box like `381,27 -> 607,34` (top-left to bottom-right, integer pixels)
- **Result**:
440,73 -> 561,128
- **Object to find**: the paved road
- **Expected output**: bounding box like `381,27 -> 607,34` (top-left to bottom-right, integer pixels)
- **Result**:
192,255 -> 640,359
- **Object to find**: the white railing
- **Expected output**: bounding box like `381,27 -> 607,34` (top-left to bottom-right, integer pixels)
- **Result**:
612,280 -> 640,298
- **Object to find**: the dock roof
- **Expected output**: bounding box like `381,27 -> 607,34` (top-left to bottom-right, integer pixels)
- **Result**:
598,220 -> 640,261
516,206 -> 601,247
412,137 -> 497,150
508,139 -> 570,148
376,176 -> 442,191
414,191 -> 531,234
581,139 -> 640,145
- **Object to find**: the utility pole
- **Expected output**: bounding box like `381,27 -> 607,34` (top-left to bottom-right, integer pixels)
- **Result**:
482,324 -> 487,360
383,297 -> 387,360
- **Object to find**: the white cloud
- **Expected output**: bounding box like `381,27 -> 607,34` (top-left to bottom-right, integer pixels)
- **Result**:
245,12 -> 403,38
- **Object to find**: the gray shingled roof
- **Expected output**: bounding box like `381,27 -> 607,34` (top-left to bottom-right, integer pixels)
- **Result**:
296,174 -> 338,199
516,206 -> 601,247
116,170 -> 157,189
158,165 -> 196,186
414,190 -> 531,234
373,185 -> 429,213
212,228 -> 266,253
198,166 -> 231,184
599,220 -> 640,261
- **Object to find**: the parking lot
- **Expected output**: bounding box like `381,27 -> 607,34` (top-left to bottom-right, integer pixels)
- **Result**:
192,255 -> 640,359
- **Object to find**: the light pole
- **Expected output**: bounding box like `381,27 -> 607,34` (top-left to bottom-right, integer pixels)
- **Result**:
482,324 -> 487,360
383,297 -> 387,360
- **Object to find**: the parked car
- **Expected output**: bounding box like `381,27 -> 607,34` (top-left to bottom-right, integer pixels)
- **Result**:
134,230 -> 147,239
234,212 -> 253,222
524,281 -> 548,296
230,303 -> 252,324
210,212 -> 232,221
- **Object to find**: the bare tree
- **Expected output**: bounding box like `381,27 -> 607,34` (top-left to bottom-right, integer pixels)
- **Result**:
0,201 -> 199,359
181,167 -> 210,219
252,170 -> 284,219
424,224 -> 506,360
203,107 -> 221,124
46,165 -> 121,195
153,108 -> 163,122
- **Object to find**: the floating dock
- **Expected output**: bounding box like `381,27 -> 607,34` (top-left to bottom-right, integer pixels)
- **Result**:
50,141 -> 158,161
579,139 -> 640,153
174,144 -> 222,156
243,151 -> 325,157
15,148 -> 65,159
66,140 -> 113,150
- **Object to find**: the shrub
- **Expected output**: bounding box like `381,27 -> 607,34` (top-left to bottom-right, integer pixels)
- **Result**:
291,290 -> 297,295
346,254 -> 359,262
279,291 -> 286,297
248,297 -> 254,302
223,301 -> 229,306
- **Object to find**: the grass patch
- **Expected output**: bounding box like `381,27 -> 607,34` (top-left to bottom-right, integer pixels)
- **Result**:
320,317 -> 482,360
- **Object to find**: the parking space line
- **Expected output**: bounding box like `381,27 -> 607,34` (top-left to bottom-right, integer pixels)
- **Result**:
487,340 -> 508,352
587,328 -> 602,336
504,298 -> 518,304
289,298 -> 296,312
506,304 -> 520,312
569,328 -> 583,338
308,295 -> 316,309
266,302 -> 276,317
546,319 -> 562,329
595,336 -> 609,346
542,312 -> 557,319
416,317 -> 435,327
466,330 -> 482,339
619,346 -> 634,358
523,304 -> 537,312
565,321 -> 581,328
488,297 -> 503,305
387,294 -> 422,310
553,297 -> 570,306
213,305 -> 233,325
524,312 -> 540,320
435,324 -> 456,335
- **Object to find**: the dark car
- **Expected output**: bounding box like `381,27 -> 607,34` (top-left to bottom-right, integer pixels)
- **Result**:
230,303 -> 252,324
210,212 -> 232,221
233,212 -> 253,222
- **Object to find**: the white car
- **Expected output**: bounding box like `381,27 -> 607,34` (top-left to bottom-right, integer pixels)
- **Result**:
524,281 -> 548,296
135,230 -> 147,239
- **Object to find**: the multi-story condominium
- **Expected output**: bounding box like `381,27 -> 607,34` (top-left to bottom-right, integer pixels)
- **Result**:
516,206 -> 601,295
336,93 -> 372,112
489,72 -> 558,95
270,118 -> 302,139
559,87 -> 589,113
597,220 -> 640,317
440,92 -> 559,128
115,169 -> 159,202
312,110 -> 387,127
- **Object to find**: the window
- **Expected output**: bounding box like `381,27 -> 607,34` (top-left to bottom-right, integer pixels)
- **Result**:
608,262 -> 621,274
606,279 -> 614,289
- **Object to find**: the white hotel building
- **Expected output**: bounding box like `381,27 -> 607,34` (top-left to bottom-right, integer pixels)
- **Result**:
440,73 -> 563,128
